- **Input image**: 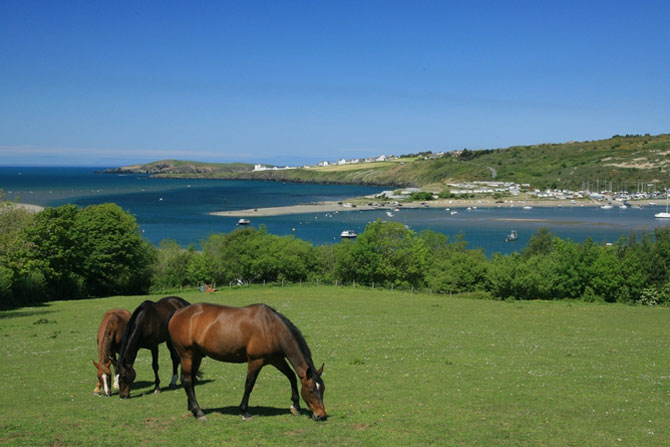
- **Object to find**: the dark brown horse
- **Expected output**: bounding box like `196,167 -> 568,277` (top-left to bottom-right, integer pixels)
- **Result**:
93,309 -> 131,396
168,302 -> 327,421
117,296 -> 190,398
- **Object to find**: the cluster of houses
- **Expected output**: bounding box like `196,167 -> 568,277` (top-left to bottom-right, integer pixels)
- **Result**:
253,154 -> 397,171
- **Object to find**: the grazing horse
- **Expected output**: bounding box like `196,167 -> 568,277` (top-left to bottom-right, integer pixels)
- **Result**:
168,302 -> 327,421
117,296 -> 191,398
93,309 -> 131,396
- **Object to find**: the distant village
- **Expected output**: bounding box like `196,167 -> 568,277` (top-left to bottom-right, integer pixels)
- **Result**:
252,153 -> 401,172
253,152 -> 666,204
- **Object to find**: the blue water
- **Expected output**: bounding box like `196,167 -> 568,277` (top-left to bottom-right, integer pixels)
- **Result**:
2,167 -> 670,255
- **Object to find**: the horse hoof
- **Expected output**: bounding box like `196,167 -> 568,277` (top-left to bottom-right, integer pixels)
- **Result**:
197,415 -> 208,422
153,389 -> 161,394
243,413 -> 253,421
290,406 -> 300,416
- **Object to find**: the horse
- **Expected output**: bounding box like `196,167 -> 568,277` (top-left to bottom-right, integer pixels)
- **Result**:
93,309 -> 131,396
116,296 -> 191,398
168,302 -> 327,421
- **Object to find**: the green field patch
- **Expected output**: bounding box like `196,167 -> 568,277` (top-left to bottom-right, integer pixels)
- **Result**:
1,286 -> 668,446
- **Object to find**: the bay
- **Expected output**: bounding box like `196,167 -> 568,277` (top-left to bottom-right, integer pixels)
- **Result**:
2,167 -> 669,255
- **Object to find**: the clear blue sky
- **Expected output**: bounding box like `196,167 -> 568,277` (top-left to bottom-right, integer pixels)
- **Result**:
1,0 -> 669,167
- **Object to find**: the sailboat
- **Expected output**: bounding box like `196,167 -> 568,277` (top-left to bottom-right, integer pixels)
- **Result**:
655,194 -> 670,218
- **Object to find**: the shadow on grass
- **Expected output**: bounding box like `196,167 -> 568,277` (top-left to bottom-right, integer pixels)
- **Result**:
0,308 -> 54,320
203,405 -> 308,418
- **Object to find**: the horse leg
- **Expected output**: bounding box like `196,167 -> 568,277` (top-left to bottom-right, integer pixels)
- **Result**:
180,352 -> 206,419
240,359 -> 264,420
272,358 -> 301,416
151,346 -> 161,393
166,339 -> 180,388
112,354 -> 119,389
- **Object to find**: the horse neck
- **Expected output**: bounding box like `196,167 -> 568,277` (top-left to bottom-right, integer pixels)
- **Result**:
277,321 -> 314,379
98,323 -> 114,363
119,312 -> 144,366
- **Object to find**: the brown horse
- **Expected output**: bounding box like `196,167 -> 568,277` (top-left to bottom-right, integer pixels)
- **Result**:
168,302 -> 327,421
93,309 -> 131,396
117,296 -> 190,398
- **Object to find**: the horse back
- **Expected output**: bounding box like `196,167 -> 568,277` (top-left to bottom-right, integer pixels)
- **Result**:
138,296 -> 191,345
169,303 -> 285,363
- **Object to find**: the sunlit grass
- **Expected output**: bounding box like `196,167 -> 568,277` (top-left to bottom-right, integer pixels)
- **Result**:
1,286 -> 668,446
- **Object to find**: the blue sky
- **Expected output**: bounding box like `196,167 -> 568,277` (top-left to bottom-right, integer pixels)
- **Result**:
1,1 -> 669,167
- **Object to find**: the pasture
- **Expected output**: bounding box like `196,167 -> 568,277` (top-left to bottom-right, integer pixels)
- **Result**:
0,286 -> 668,446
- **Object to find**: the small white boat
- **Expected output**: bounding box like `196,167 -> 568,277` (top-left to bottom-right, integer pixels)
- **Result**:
340,230 -> 357,238
237,218 -> 251,225
523,205 -> 533,210
385,211 -> 394,217
600,204 -> 613,210
505,230 -> 518,242
450,210 -> 458,215
655,196 -> 670,218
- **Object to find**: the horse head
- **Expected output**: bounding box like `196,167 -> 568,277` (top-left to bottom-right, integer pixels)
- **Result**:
117,362 -> 136,399
93,359 -> 113,397
300,364 -> 327,421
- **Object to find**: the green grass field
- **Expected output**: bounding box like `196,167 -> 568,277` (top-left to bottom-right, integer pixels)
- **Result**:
1,286 -> 668,446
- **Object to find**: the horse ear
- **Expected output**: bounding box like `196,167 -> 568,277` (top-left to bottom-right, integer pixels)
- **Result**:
93,360 -> 99,369
317,363 -> 324,376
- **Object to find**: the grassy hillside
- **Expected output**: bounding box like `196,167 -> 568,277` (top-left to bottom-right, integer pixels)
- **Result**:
107,133 -> 670,190
1,286 -> 668,446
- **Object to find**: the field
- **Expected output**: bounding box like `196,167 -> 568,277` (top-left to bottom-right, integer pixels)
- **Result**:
1,286 -> 668,446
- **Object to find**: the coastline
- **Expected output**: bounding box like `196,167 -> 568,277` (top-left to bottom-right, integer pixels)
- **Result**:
210,198 -> 625,218
2,202 -> 44,213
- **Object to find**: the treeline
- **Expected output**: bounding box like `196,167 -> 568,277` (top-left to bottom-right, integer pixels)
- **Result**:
2,202 -> 670,308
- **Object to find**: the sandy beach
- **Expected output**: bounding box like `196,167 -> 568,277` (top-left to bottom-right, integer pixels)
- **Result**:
209,198 -> 627,217
1,202 -> 44,213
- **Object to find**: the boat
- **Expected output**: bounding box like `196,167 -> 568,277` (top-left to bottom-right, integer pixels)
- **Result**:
385,211 -> 394,217
340,230 -> 357,239
505,230 -> 518,242
450,210 -> 458,215
600,204 -> 613,209
237,218 -> 251,225
523,205 -> 533,210
655,195 -> 670,218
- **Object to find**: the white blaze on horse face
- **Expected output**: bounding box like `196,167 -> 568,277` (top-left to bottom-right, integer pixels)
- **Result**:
102,374 -> 110,396
316,382 -> 321,391
113,374 -> 119,389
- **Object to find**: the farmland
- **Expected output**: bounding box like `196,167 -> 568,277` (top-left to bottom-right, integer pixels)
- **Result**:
1,286 -> 668,446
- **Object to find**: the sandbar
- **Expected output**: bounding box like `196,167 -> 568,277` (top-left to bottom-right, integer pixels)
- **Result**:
210,198 -> 620,217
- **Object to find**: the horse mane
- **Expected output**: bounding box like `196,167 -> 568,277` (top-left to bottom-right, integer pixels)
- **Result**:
266,305 -> 318,375
118,300 -> 152,366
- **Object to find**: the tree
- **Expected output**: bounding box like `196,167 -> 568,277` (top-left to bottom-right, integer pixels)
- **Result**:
347,220 -> 429,288
74,203 -> 154,296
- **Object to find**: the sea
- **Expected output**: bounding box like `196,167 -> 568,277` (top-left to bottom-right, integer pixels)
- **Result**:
2,166 -> 670,255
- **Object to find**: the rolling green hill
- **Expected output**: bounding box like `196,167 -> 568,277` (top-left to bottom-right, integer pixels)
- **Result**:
107,133 -> 670,190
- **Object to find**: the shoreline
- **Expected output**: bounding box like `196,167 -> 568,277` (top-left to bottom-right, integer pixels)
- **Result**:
210,198 -> 650,218
1,202 -> 45,213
